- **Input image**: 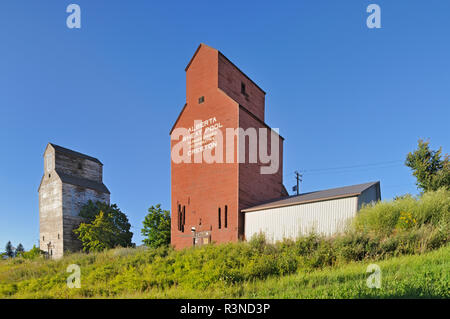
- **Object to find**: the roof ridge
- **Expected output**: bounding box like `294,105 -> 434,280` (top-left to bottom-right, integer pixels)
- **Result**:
184,43 -> 266,94
293,181 -> 379,198
49,143 -> 103,165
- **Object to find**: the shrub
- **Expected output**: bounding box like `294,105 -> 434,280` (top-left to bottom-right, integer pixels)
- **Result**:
248,232 -> 266,252
294,233 -> 320,256
22,245 -> 45,260
353,189 -> 450,235
379,236 -> 399,257
334,232 -> 371,262
307,240 -> 336,269
425,227 -> 448,250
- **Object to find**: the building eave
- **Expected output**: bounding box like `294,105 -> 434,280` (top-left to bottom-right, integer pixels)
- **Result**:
242,181 -> 380,213
242,193 -> 361,213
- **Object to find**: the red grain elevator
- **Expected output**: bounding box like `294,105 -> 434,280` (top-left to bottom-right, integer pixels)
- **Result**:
170,44 -> 287,249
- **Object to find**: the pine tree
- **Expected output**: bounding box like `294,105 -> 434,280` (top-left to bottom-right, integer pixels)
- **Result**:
15,243 -> 25,257
5,241 -> 14,258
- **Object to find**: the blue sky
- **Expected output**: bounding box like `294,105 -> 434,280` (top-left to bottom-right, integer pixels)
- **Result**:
0,1 -> 449,250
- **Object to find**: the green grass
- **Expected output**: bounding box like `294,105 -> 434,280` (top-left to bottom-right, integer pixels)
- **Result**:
233,246 -> 450,299
1,189 -> 448,299
0,245 -> 448,298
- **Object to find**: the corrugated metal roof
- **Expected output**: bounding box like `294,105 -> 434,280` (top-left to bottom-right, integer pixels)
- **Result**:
56,170 -> 110,194
242,181 -> 380,212
49,143 -> 103,165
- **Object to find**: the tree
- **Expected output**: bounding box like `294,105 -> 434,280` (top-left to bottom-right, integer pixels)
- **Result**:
5,241 -> 14,258
15,243 -> 24,257
74,201 -> 133,252
141,204 -> 171,248
406,139 -> 450,192
22,245 -> 44,260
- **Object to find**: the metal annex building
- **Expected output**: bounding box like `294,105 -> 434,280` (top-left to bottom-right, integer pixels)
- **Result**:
244,182 -> 381,243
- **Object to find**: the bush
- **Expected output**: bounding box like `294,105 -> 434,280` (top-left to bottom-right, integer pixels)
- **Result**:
353,189 -> 450,235
248,233 -> 267,252
334,232 -> 372,262
294,233 -> 320,256
22,245 -> 45,260
307,240 -> 336,269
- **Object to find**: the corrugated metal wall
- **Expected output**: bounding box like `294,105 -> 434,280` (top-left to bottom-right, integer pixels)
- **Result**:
358,184 -> 381,209
244,196 -> 359,243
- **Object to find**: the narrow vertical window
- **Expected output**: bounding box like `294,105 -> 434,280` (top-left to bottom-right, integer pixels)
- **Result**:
218,207 -> 221,229
178,204 -> 181,231
182,206 -> 186,233
241,82 -> 246,95
224,205 -> 228,228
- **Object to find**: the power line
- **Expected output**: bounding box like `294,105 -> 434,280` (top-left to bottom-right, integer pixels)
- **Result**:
302,163 -> 403,177
284,160 -> 404,179
301,160 -> 403,173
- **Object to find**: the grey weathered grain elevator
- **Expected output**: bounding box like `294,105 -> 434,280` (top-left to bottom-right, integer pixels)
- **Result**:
38,143 -> 110,259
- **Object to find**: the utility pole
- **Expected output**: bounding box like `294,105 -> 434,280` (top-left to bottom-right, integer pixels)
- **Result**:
293,171 -> 303,195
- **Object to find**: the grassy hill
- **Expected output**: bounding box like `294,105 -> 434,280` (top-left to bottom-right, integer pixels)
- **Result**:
0,245 -> 448,299
1,189 -> 449,299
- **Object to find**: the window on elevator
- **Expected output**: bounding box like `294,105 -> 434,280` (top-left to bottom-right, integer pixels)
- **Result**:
241,82 -> 246,95
178,204 -> 181,231
218,207 -> 221,229
182,206 -> 185,233
224,205 -> 228,228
